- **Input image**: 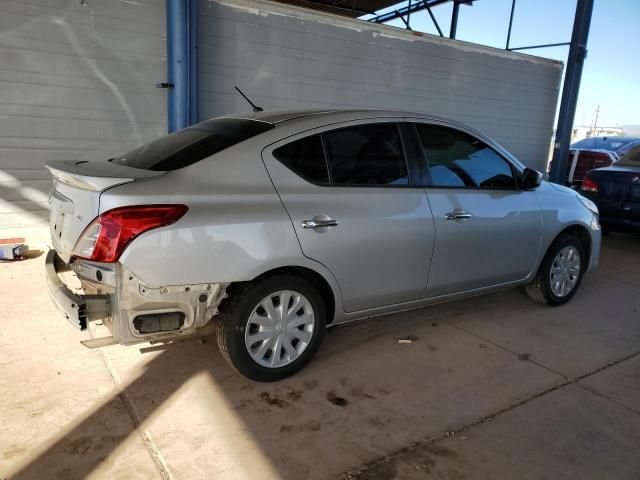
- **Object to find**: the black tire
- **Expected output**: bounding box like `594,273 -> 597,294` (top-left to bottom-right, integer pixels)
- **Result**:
525,234 -> 586,307
216,274 -> 326,382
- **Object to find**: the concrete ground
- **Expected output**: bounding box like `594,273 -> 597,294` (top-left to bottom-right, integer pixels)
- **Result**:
1,227 -> 639,480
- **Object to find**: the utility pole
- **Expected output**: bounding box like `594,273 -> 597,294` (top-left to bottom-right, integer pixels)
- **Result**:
591,105 -> 600,137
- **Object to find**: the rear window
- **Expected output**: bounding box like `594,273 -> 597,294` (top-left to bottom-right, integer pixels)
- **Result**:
112,118 -> 274,171
571,137 -> 637,152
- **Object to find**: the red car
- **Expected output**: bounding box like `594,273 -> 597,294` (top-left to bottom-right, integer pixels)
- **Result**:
553,136 -> 640,187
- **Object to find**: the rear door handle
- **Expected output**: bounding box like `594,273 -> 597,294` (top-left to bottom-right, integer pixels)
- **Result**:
445,210 -> 472,221
301,219 -> 339,229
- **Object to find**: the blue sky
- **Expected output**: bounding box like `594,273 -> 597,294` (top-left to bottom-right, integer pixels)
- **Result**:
364,0 -> 640,128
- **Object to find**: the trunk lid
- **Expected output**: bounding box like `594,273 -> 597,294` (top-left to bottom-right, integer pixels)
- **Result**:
589,166 -> 640,221
47,160 -> 165,261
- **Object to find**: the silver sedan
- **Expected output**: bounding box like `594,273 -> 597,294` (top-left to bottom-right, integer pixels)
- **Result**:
45,109 -> 601,381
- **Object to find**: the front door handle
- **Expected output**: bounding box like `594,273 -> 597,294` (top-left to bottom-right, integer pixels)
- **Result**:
301,218 -> 339,229
445,210 -> 472,221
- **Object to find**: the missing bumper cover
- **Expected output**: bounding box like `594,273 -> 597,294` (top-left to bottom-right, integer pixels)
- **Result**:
45,250 -> 111,330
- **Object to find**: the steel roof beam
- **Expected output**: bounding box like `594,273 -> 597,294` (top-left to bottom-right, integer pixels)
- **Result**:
367,0 -> 449,23
367,0 -> 471,25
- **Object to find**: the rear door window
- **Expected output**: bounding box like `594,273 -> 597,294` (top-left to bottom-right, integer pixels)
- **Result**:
273,135 -> 329,184
323,124 -> 408,185
112,118 -> 274,171
415,124 -> 516,189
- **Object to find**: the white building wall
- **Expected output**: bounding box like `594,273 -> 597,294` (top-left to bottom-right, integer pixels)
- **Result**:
0,0 -> 167,226
199,0 -> 563,171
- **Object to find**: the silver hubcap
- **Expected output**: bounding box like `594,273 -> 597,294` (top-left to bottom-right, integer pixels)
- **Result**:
245,290 -> 315,368
550,246 -> 581,297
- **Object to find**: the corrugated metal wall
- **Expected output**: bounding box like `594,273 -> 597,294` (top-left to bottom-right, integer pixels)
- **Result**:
0,0 -> 167,226
199,0 -> 562,171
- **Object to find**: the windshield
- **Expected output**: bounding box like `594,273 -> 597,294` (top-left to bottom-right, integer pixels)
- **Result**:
112,118 -> 274,171
570,137 -> 636,152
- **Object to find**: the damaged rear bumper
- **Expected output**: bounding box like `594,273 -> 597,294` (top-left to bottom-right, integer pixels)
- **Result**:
45,249 -> 228,345
45,250 -> 111,330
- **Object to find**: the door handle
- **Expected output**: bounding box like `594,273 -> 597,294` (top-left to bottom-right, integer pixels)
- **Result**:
445,210 -> 472,221
301,219 -> 339,229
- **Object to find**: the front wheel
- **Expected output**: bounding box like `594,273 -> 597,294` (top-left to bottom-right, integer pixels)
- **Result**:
525,234 -> 586,306
216,274 -> 326,381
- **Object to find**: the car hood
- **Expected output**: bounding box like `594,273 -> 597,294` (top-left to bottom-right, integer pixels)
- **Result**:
548,181 -> 576,195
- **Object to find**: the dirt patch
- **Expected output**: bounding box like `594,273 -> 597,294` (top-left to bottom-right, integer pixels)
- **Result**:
259,387 -> 304,408
279,421 -> 322,433
286,389 -> 303,401
259,392 -> 288,408
327,390 -> 349,407
350,386 -> 375,399
354,460 -> 397,480
304,380 -> 318,390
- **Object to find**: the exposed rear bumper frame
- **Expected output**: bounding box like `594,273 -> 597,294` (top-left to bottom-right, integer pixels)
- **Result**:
45,250 -> 111,330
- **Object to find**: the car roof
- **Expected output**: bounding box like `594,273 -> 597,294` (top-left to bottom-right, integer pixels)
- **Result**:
226,108 -> 435,124
572,136 -> 640,146
224,108 -> 526,171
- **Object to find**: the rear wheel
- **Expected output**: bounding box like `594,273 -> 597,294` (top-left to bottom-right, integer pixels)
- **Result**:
216,274 -> 326,381
525,234 -> 586,306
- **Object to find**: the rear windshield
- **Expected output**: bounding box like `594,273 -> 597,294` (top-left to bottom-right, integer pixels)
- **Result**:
571,137 -> 636,152
111,118 -> 274,171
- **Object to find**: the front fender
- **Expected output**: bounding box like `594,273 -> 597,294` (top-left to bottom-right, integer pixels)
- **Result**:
534,182 -> 601,274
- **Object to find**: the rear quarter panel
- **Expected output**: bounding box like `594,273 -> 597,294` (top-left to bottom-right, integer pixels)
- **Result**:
98,138 -> 343,305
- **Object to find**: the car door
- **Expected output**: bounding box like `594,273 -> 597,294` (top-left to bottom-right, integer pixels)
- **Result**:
263,120 -> 435,312
411,122 -> 543,297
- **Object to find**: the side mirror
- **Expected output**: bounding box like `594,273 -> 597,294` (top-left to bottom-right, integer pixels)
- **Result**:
522,168 -> 543,189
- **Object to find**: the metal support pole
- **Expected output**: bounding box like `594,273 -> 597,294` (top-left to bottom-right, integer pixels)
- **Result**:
506,0 -> 515,50
549,0 -> 594,184
449,0 -> 459,39
425,2 -> 444,37
187,0 -> 199,126
166,0 -> 199,133
508,41 -> 571,51
397,11 -> 412,29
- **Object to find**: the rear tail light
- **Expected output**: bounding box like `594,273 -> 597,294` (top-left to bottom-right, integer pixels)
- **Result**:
73,204 -> 188,263
581,176 -> 599,193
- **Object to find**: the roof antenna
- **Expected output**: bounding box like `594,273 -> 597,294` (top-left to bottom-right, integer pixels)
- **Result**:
234,86 -> 263,112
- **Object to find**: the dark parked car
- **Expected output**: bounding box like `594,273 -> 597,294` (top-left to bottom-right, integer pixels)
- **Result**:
581,144 -> 640,233
553,136 -> 640,187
